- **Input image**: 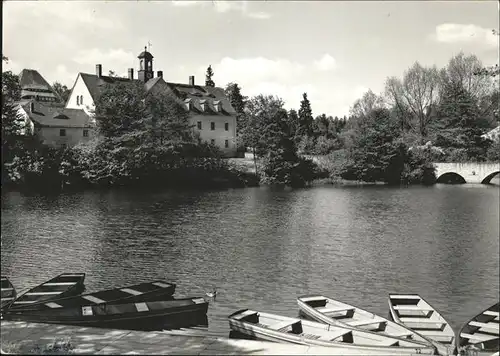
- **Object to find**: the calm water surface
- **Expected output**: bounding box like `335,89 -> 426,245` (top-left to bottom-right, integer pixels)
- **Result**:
1,184 -> 499,335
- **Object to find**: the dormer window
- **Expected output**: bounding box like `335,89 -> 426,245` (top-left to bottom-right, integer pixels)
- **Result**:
77,96 -> 80,105
213,100 -> 221,112
199,99 -> 206,112
184,98 -> 192,111
80,95 -> 83,105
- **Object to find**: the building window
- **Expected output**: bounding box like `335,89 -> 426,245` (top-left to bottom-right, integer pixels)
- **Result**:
211,122 -> 215,131
225,140 -> 229,148
225,123 -> 229,131
76,96 -> 80,105
80,95 -> 83,105
60,143 -> 67,149
59,129 -> 66,137
211,139 -> 215,145
83,129 -> 89,137
197,121 -> 202,130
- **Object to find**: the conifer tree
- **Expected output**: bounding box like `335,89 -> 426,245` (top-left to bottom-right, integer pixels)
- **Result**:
205,65 -> 215,87
297,93 -> 314,138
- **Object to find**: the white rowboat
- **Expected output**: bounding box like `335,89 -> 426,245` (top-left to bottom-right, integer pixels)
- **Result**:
228,309 -> 436,355
388,294 -> 456,356
297,295 -> 435,349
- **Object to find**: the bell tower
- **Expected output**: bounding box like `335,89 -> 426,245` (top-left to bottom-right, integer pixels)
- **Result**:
137,46 -> 154,82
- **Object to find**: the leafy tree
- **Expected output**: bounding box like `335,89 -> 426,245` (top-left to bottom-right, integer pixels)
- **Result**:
434,81 -> 492,161
474,30 -> 499,78
2,70 -> 25,181
224,82 -> 247,143
341,108 -> 410,184
205,65 -> 215,87
52,82 -> 71,103
297,92 -> 314,138
384,62 -> 440,144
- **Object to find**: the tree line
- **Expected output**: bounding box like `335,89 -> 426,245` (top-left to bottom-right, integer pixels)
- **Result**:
2,50 -> 498,192
223,51 -> 499,185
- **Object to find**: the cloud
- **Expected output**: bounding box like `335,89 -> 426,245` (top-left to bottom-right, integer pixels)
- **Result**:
434,24 -> 498,48
171,1 -> 202,7
314,54 -> 337,71
72,48 -> 136,74
248,12 -> 272,20
170,0 -> 271,19
206,56 -> 359,116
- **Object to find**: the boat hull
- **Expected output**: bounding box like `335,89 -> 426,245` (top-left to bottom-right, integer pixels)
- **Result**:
297,295 -> 433,349
388,294 -> 456,356
1,277 -> 16,311
5,298 -> 209,331
7,280 -> 176,312
9,273 -> 85,310
457,303 -> 499,356
228,309 -> 436,355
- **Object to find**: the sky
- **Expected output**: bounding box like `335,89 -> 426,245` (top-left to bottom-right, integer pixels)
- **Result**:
3,0 -> 499,117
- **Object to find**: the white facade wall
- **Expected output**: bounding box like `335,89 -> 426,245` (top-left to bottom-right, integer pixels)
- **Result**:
65,74 -> 95,119
190,114 -> 237,157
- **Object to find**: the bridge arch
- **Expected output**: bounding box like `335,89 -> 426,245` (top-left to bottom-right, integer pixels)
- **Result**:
481,171 -> 499,184
436,172 -> 466,184
433,162 -> 500,184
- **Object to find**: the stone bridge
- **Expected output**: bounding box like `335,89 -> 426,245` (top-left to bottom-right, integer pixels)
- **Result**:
434,162 -> 500,184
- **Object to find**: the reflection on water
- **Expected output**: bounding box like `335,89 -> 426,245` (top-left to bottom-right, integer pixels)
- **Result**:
1,184 -> 499,335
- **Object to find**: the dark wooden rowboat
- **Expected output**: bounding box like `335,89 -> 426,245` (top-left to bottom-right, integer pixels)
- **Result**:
9,280 -> 176,312
9,273 -> 85,309
5,297 -> 209,331
1,277 -> 16,310
457,302 -> 499,356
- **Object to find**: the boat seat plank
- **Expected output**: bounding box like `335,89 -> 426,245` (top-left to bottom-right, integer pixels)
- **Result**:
270,320 -> 298,331
301,296 -> 326,302
45,302 -> 63,308
44,282 -> 77,286
1,288 -> 14,291
326,329 -> 352,341
25,292 -> 62,295
483,311 -> 499,318
393,305 -> 434,312
391,331 -> 413,338
301,333 -> 321,340
390,295 -> 421,299
316,306 -> 354,314
82,295 -> 107,304
460,333 -> 499,343
347,317 -> 387,327
234,310 -> 258,320
469,321 -> 499,332
120,288 -> 143,296
399,317 -> 445,324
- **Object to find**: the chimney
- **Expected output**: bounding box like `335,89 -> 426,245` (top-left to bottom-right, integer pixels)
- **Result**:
96,64 -> 102,78
157,71 -> 163,78
30,101 -> 35,113
128,68 -> 134,80
189,75 -> 195,86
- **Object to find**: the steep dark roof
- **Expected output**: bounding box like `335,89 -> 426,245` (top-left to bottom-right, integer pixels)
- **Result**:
79,73 -> 236,116
21,101 -> 92,128
18,69 -> 62,102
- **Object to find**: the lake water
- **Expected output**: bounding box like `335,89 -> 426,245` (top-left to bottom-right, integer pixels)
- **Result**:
1,184 -> 499,336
